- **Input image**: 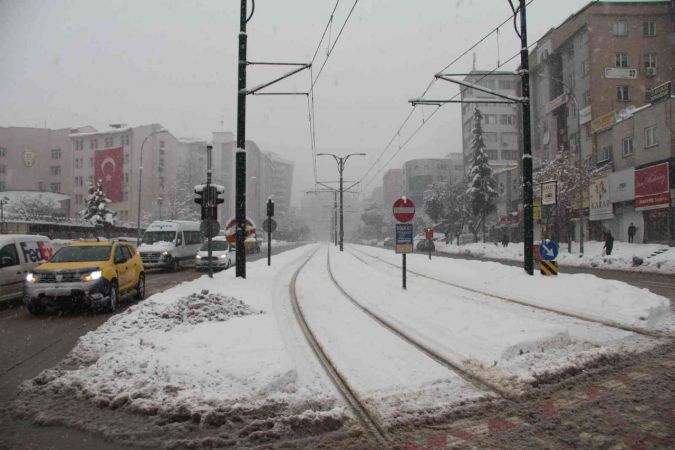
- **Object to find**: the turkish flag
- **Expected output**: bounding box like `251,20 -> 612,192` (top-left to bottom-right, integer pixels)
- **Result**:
94,147 -> 123,202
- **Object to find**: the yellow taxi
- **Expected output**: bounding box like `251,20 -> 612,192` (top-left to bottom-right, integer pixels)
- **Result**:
24,240 -> 145,314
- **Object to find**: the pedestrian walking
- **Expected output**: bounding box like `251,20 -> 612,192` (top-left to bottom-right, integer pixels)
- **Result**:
501,233 -> 509,247
603,230 -> 614,256
627,222 -> 637,243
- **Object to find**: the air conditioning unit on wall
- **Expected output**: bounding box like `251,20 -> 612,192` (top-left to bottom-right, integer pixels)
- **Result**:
646,67 -> 657,77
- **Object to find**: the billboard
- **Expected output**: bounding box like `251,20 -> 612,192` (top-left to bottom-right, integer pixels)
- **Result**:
589,176 -> 613,221
635,162 -> 670,211
541,181 -> 557,205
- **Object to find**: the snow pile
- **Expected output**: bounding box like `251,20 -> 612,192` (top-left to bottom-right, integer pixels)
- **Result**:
435,240 -> 675,274
19,246 -> 348,445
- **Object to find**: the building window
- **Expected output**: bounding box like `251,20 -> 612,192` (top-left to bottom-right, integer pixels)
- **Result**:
122,191 -> 129,201
498,79 -> 515,90
75,140 -> 83,150
615,52 -> 628,68
51,148 -> 61,159
616,85 -> 630,101
613,21 -> 627,36
643,21 -> 655,36
0,165 -> 5,175
643,53 -> 657,69
583,91 -> 591,107
597,145 -> 611,163
90,139 -> 98,149
124,153 -> 129,164
484,132 -> 498,143
644,126 -> 657,148
50,182 -> 61,192
622,136 -> 634,157
486,150 -> 498,160
74,158 -> 83,169
88,175 -> 93,184
104,137 -> 113,147
122,135 -> 129,146
500,114 -> 515,125
50,166 -> 61,176
502,150 -> 519,160
159,140 -> 166,149
580,60 -> 589,77
124,172 -> 129,184
484,114 -> 497,125
74,176 -> 84,186
0,147 -> 6,157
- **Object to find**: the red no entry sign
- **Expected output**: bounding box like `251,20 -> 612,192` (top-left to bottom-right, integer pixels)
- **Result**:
392,197 -> 415,223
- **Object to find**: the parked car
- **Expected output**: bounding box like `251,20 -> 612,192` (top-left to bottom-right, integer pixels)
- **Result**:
0,234 -> 54,304
416,239 -> 436,252
24,240 -> 145,314
195,237 -> 235,271
383,237 -> 395,248
138,220 -> 202,271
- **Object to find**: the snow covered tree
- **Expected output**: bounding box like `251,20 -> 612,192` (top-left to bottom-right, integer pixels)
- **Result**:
423,185 -> 445,224
466,108 -> 498,242
6,194 -> 61,220
360,204 -> 386,240
80,180 -> 116,226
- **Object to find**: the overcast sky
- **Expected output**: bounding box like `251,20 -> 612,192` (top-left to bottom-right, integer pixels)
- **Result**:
0,0 -> 593,204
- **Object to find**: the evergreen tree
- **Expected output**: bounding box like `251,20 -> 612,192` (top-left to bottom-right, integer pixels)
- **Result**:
80,179 -> 116,226
423,185 -> 445,224
466,108 -> 497,241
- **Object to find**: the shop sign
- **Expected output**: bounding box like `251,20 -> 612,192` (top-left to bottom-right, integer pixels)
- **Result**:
591,110 -> 616,133
635,162 -> 670,211
609,168 -> 635,203
579,106 -> 592,125
589,176 -> 613,220
500,213 -> 519,225
649,81 -> 671,104
541,181 -> 557,205
604,67 -> 637,79
23,149 -> 36,167
547,93 -> 568,113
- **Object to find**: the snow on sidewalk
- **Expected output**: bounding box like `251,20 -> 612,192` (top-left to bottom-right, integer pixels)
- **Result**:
296,246 -> 492,427
20,245 -> 348,440
333,246 -> 663,387
436,240 -> 675,274
353,244 -> 674,332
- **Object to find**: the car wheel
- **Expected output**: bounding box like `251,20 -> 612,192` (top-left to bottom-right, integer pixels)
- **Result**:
26,301 -> 44,315
173,258 -> 180,272
135,273 -> 145,300
107,280 -> 119,313
226,258 -> 231,269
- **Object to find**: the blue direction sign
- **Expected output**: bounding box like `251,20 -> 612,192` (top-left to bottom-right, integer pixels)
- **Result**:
539,239 -> 559,261
395,223 -> 413,254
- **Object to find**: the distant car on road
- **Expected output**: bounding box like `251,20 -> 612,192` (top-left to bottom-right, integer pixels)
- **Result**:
24,240 -> 145,314
195,237 -> 235,271
416,239 -> 436,252
383,237 -> 395,248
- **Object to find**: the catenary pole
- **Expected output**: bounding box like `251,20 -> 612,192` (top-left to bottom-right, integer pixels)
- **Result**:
333,190 -> 338,246
339,159 -> 344,251
518,0 -> 534,275
235,0 -> 248,278
207,145 -> 213,278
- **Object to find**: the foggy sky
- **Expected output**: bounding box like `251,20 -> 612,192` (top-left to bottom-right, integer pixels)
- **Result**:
0,0 -> 592,205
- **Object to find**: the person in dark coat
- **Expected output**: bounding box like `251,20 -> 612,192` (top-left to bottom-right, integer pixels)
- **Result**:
603,230 -> 614,256
501,233 -> 509,247
627,223 -> 637,243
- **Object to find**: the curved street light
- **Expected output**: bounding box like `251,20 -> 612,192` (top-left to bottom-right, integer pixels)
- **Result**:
317,152 -> 366,251
136,128 -> 167,245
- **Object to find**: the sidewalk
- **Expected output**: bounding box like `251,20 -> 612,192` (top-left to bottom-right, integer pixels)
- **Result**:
435,240 -> 675,275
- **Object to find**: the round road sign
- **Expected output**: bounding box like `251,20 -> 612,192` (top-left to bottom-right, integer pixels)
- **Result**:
392,197 -> 415,223
539,239 -> 559,261
200,219 -> 221,238
262,218 -> 277,233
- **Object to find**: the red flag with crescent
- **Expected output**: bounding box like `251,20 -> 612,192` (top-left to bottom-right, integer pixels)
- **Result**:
94,147 -> 123,202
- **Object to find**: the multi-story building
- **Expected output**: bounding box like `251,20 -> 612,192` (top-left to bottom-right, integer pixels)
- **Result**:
382,168 -> 402,212
460,71 -> 521,172
69,123 -> 179,226
529,0 -> 674,166
0,126 -> 95,209
443,152 -> 466,183
267,152 -> 294,219
402,158 -> 461,206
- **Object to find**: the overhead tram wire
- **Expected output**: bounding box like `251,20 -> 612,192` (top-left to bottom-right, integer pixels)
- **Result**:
306,0 -> 360,187
358,0 -> 538,189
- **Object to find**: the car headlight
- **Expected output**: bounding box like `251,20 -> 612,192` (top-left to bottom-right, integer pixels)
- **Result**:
26,273 -> 36,283
82,270 -> 102,282
196,254 -> 202,259
161,251 -> 170,259
219,254 -> 227,259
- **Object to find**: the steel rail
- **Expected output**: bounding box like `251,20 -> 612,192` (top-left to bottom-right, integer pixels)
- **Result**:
347,246 -> 669,340
289,247 -> 391,447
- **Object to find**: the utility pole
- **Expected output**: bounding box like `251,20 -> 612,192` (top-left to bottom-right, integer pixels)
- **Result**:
206,145 -> 214,278
235,0 -> 248,278
518,0 -> 534,275
317,152 -> 366,252
333,190 -> 338,246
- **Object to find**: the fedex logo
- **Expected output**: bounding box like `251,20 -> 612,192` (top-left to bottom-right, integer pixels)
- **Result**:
20,241 -> 54,263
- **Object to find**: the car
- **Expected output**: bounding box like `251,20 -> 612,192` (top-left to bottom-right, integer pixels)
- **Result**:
383,237 -> 395,248
0,235 -> 54,304
24,240 -> 145,314
138,221 -> 202,271
195,237 -> 235,271
416,239 -> 436,252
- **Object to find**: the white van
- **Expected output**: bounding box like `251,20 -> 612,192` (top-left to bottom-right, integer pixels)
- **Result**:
138,221 -> 203,271
0,235 -> 54,303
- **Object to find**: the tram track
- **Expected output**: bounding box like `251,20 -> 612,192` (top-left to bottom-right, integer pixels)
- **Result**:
347,245 -> 669,341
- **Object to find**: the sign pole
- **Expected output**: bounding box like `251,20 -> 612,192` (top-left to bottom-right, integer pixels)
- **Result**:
206,145 -> 213,279
266,198 -> 274,266
402,254 -> 407,289
393,197 -> 415,290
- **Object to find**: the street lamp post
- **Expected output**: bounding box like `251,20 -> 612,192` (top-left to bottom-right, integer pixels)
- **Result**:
317,152 -> 366,251
157,197 -> 163,220
136,128 -> 167,245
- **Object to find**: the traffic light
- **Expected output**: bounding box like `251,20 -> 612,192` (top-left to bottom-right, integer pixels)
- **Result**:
195,184 -> 225,221
266,198 -> 274,217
